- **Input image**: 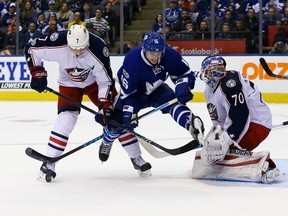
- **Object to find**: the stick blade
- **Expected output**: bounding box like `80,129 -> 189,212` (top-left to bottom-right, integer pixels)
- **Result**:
25,147 -> 54,163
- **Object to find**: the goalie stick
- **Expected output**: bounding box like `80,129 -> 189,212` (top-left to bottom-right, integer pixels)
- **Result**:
259,57 -> 288,79
26,88 -> 200,162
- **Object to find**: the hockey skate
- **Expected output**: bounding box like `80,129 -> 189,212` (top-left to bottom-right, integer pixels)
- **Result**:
37,162 -> 56,183
189,115 -> 205,146
131,156 -> 152,177
261,168 -> 281,183
99,141 -> 113,162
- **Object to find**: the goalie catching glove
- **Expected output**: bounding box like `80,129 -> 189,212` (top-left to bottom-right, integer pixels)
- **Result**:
201,125 -> 234,165
29,66 -> 47,93
95,98 -> 113,126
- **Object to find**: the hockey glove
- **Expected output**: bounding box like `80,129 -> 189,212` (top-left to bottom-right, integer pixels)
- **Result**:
96,98 -> 113,126
175,78 -> 193,105
30,66 -> 47,93
123,105 -> 138,129
201,125 -> 233,165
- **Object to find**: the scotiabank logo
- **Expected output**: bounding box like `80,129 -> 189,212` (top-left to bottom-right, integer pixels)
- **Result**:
242,62 -> 288,80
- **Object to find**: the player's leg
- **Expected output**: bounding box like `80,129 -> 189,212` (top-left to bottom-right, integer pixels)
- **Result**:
152,84 -> 204,143
237,122 -> 279,182
38,86 -> 82,182
118,131 -> 152,177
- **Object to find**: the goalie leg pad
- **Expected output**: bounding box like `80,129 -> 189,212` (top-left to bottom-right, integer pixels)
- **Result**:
192,149 -> 275,183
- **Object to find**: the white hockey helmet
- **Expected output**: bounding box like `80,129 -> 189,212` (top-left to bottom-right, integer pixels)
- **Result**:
67,25 -> 89,50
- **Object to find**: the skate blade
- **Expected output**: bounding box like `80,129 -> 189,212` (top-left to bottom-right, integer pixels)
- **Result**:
37,171 -> 54,183
138,169 -> 152,177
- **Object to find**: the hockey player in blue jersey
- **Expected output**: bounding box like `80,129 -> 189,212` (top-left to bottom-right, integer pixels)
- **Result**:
24,25 -> 116,182
98,32 -> 205,176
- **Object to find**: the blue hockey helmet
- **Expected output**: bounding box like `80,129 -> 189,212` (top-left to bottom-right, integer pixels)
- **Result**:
200,54 -> 227,90
142,32 -> 165,53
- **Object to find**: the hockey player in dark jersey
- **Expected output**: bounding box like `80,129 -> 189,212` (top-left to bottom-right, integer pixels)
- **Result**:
192,53 -> 280,183
98,32 -> 205,177
25,25 -> 116,182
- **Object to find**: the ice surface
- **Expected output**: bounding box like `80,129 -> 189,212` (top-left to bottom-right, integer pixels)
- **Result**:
0,101 -> 287,216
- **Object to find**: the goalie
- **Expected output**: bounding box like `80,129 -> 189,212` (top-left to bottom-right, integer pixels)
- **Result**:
192,54 -> 280,183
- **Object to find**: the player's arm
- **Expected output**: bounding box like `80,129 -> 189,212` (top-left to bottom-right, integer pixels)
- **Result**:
168,49 -> 196,104
89,34 -> 115,125
117,64 -> 139,129
24,31 -> 68,93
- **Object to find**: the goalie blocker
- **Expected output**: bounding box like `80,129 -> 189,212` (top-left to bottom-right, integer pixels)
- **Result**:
192,149 -> 280,183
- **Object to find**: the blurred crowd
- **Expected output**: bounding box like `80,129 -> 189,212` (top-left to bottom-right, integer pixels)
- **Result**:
1,0 -> 288,55
0,0 -> 145,55
152,0 -> 288,54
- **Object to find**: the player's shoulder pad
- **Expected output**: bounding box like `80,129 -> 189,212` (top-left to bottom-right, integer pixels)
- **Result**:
88,32 -> 110,58
220,70 -> 242,95
162,45 -> 182,62
29,30 -> 68,48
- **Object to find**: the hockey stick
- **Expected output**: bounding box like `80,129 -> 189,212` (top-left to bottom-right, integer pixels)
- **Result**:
272,121 -> 288,129
26,88 -> 199,162
259,57 -> 288,79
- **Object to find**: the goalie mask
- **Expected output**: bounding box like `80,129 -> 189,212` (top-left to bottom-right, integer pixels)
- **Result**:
200,54 -> 227,90
67,25 -> 89,55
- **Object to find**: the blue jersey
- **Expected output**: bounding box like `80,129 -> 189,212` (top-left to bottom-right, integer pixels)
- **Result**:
117,46 -> 195,107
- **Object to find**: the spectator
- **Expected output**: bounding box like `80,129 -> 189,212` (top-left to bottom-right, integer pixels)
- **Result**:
232,17 -> 251,39
196,20 -> 211,39
67,11 -> 86,29
36,13 -> 46,32
42,12 -> 64,34
178,20 -> 197,40
2,2 -> 16,27
3,24 -> 24,55
55,0 -> 67,11
58,2 -> 74,29
174,9 -> 192,32
33,0 -> 49,14
0,0 -> 12,18
187,1 -> 203,27
273,19 -> 288,45
216,22 -> 234,39
21,0 -> 39,28
44,0 -> 59,21
262,6 -> 278,35
244,7 -> 259,34
281,6 -> 288,24
89,7 -> 109,40
244,7 -> 258,53
24,21 -> 42,45
165,0 -> 182,31
42,19 -> 63,35
270,40 -> 288,54
67,0 -> 84,13
117,40 -> 139,54
178,0 -> 190,10
263,0 -> 285,17
81,2 -> 94,23
152,13 -> 164,34
220,9 -> 236,31
103,1 -> 118,47
203,2 -> 222,32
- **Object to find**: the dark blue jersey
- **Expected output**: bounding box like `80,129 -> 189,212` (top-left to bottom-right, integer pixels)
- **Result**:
117,46 -> 195,107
